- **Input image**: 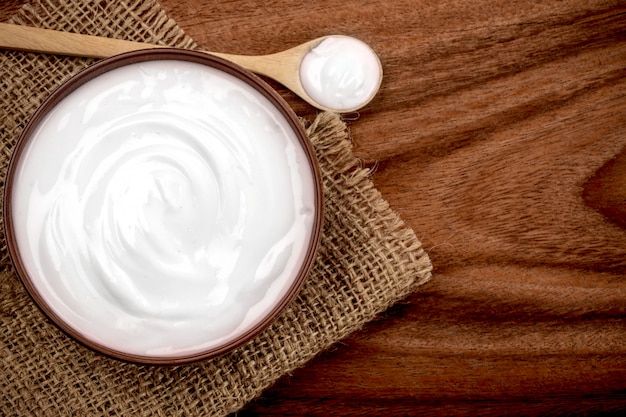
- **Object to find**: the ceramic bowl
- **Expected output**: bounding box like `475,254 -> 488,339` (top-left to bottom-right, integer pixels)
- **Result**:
4,49 -> 323,364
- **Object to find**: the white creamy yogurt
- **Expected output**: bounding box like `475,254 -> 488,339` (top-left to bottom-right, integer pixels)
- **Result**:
10,57 -> 319,359
299,36 -> 382,112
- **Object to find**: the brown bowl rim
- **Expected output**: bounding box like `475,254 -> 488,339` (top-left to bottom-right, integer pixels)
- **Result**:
3,48 -> 323,365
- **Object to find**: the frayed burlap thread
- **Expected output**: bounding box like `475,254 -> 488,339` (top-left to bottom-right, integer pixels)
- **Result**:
0,1 -> 432,416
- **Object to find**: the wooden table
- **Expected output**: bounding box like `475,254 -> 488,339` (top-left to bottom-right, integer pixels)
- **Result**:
2,1 -> 625,415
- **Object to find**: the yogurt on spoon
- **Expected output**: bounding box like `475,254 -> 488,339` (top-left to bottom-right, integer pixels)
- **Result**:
299,35 -> 382,112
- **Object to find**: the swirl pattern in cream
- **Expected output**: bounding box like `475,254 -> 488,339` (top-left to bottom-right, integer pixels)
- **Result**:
11,59 -> 318,357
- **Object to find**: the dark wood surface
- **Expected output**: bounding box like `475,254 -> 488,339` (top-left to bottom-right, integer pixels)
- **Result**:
2,1 -> 626,415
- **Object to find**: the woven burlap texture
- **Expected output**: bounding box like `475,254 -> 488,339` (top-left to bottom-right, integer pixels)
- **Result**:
0,1 -> 432,416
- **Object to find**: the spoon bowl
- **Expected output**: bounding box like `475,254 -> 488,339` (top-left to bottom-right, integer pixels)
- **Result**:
0,23 -> 382,112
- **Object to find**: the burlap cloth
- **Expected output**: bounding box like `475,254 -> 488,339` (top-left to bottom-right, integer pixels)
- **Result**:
0,0 -> 432,415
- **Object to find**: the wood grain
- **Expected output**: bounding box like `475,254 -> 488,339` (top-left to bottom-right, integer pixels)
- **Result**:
2,0 -> 625,415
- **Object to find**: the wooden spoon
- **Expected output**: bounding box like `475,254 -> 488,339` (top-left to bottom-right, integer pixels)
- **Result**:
0,22 -> 382,112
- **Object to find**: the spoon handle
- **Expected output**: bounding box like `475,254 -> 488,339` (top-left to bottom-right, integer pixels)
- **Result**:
0,22 -> 315,109
0,22 -> 163,58
0,22 -> 304,73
